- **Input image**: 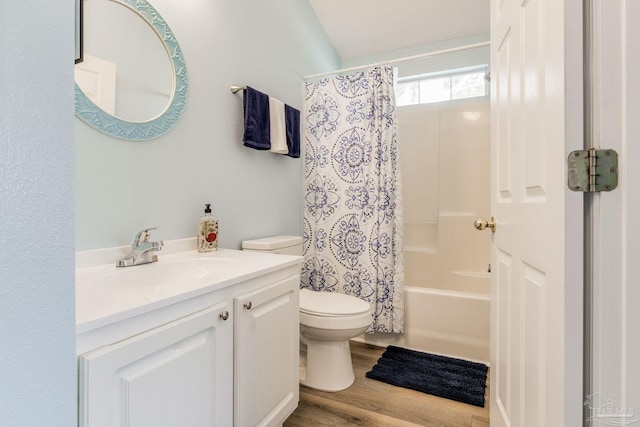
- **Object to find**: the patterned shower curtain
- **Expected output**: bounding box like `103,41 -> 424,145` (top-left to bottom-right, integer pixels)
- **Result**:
301,66 -> 404,333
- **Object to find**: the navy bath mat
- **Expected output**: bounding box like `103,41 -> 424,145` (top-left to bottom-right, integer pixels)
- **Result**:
365,346 -> 488,407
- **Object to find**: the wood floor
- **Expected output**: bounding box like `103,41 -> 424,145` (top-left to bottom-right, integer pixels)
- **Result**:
283,341 -> 490,427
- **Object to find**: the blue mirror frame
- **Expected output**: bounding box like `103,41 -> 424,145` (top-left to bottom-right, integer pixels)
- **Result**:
74,0 -> 188,141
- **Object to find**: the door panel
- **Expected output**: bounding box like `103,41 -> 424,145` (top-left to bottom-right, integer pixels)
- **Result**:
522,264 -> 544,426
494,248 -> 513,422
490,0 -> 583,425
495,28 -> 513,202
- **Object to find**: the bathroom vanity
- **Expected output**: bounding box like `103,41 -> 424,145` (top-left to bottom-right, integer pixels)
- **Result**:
76,242 -> 302,427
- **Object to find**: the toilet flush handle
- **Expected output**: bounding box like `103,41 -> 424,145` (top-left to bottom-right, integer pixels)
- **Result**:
243,301 -> 253,310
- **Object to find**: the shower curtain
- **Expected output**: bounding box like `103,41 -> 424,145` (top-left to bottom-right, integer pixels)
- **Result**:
302,66 -> 404,333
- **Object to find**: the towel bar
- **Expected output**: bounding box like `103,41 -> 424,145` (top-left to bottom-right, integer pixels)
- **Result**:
230,85 -> 246,94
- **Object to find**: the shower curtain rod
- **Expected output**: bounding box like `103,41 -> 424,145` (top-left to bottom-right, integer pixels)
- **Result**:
302,41 -> 490,80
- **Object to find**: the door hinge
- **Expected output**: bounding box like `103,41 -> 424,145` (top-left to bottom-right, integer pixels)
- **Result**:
568,149 -> 618,192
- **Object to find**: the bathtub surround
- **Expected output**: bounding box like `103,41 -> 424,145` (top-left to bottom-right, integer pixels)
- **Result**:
302,66 -> 404,333
355,98 -> 491,363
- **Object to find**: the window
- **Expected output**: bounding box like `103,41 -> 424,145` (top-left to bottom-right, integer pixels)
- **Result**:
396,65 -> 489,106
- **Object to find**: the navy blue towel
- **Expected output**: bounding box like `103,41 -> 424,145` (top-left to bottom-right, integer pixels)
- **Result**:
242,86 -> 271,150
285,104 -> 300,158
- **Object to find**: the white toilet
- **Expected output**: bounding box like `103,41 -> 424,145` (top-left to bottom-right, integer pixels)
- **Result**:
242,235 -> 373,392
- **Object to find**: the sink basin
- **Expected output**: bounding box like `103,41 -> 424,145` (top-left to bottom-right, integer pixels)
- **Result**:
84,256 -> 242,289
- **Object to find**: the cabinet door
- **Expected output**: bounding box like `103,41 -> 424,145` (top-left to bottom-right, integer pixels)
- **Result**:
79,303 -> 233,427
234,275 -> 299,427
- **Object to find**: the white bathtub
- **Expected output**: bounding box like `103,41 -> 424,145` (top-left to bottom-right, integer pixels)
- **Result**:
354,278 -> 490,364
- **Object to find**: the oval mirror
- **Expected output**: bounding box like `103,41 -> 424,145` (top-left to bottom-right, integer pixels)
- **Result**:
74,0 -> 188,140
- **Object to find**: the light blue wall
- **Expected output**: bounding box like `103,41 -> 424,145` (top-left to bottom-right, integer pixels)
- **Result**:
0,1 -> 76,426
76,0 -> 340,250
0,1 -> 337,424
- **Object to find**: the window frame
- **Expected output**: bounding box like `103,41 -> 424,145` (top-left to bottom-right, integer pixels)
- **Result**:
395,64 -> 490,106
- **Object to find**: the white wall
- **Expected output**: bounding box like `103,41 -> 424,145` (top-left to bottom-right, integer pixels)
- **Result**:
0,1 -> 76,426
76,0 -> 340,250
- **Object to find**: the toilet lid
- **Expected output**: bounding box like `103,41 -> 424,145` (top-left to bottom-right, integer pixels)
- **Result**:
299,289 -> 371,316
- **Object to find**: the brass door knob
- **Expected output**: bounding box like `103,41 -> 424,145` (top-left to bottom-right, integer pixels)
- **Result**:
474,217 -> 496,233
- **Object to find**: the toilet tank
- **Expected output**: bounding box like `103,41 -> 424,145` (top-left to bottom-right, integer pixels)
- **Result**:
241,235 -> 303,256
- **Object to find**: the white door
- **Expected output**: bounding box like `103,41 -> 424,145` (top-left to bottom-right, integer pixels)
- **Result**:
490,0 -> 584,425
587,0 -> 640,425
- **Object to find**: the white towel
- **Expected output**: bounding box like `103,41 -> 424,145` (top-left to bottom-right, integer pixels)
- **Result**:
269,96 -> 288,154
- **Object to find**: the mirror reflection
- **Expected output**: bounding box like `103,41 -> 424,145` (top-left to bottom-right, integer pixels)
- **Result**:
75,0 -> 174,122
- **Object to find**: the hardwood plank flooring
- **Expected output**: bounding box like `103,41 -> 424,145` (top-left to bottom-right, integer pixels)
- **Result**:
284,341 -> 490,427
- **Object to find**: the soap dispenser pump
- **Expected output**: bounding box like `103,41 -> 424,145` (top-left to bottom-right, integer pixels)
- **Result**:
198,203 -> 218,252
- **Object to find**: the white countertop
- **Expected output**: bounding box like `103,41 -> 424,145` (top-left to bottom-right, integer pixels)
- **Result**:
76,240 -> 302,334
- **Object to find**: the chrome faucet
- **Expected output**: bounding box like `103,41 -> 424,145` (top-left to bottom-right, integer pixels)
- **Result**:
116,227 -> 164,267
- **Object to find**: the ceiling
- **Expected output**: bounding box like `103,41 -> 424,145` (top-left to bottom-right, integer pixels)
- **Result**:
308,0 -> 490,62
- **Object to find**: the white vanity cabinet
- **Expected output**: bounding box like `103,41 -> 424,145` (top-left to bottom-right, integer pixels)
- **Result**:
76,250 -> 301,427
78,302 -> 233,427
234,275 -> 299,427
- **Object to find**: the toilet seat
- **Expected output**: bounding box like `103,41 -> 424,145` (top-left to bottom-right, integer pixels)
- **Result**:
299,289 -> 370,317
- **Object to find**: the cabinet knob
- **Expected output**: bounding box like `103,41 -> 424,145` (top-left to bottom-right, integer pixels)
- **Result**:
243,301 -> 253,310
218,311 -> 229,321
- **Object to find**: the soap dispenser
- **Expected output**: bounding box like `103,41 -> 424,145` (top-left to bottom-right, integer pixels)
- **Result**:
198,203 -> 218,252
